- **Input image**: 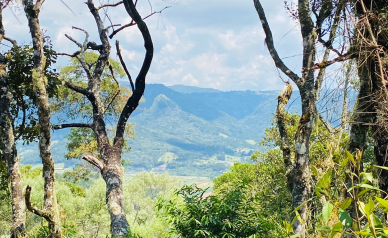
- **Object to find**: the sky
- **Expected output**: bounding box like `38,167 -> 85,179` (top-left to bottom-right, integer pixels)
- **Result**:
3,0 -> 303,91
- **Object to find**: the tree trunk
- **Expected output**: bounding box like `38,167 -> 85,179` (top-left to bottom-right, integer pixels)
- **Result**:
0,6 -> 26,237
276,83 -> 294,191
101,148 -> 129,236
291,88 -> 316,235
0,56 -> 26,238
23,1 -> 61,237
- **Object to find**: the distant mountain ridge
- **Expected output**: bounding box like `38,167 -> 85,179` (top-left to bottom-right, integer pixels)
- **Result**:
18,83 -> 302,178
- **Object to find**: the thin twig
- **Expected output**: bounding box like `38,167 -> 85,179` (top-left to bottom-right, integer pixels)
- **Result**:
97,1 -> 123,10
109,6 -> 170,39
115,40 -> 134,92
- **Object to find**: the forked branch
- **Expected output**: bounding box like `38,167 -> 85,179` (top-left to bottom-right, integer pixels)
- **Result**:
25,186 -> 52,221
114,0 -> 154,148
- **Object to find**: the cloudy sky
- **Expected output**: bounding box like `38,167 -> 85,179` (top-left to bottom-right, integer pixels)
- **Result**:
3,0 -> 303,91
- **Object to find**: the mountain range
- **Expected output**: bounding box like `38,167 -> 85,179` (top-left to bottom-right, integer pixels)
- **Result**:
17,84 -> 301,178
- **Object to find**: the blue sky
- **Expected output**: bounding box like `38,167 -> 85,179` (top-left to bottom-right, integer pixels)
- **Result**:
3,0 -> 303,91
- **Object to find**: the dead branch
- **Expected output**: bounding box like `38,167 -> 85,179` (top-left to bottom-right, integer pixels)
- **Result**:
97,1 -> 123,10
65,34 -> 82,48
52,123 -> 92,130
253,0 -> 300,84
104,64 -> 121,115
82,155 -> 104,170
109,6 -> 170,39
115,40 -> 134,91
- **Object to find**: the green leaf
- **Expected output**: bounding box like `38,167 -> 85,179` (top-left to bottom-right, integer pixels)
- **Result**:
340,157 -> 348,168
360,184 -> 385,194
339,198 -> 352,210
331,222 -> 343,237
361,172 -> 373,183
375,165 -> 388,171
358,201 -> 366,217
373,214 -> 382,229
355,231 -> 372,236
318,226 -> 331,232
358,188 -> 372,197
311,165 -> 319,177
364,198 -> 375,218
322,202 -> 334,222
316,171 -> 332,197
346,150 -> 356,166
376,196 -> 388,210
338,209 -> 352,228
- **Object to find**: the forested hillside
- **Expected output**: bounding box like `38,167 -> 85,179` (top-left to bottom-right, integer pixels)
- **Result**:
17,83 -> 300,178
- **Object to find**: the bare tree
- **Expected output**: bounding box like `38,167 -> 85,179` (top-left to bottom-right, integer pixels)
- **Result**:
52,0 -> 158,236
0,2 -> 26,237
22,0 -> 62,236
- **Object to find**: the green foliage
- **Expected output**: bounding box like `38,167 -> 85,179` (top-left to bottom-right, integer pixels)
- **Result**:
5,43 -> 59,144
157,182 -> 274,237
52,51 -> 129,121
311,150 -> 388,237
65,128 -> 99,160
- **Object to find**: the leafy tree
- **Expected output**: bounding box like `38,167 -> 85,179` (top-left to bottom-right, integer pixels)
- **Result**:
158,182 -> 273,238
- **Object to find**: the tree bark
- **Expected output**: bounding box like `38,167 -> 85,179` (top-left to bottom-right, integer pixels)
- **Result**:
253,0 -> 319,235
353,0 -> 388,192
0,5 -> 26,237
276,83 -> 294,191
23,0 -> 61,237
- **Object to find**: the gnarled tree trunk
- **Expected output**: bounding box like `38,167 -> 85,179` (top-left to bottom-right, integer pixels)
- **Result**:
0,4 -> 26,237
23,0 -> 61,237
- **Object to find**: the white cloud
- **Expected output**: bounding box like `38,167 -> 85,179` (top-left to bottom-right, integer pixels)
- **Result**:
182,73 -> 199,86
2,0 -> 302,91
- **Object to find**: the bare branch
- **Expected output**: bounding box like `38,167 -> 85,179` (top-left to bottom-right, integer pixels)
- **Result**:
319,113 -> 334,134
116,40 -> 134,91
82,155 -> 104,171
310,52 -> 356,70
97,1 -> 123,10
3,36 -> 17,47
109,21 -> 135,39
25,186 -> 52,221
52,123 -> 92,130
114,0 -> 154,148
64,81 -> 92,98
57,51 -> 81,57
253,0 -> 300,84
109,6 -> 170,39
65,34 -> 82,48
103,64 -> 121,115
